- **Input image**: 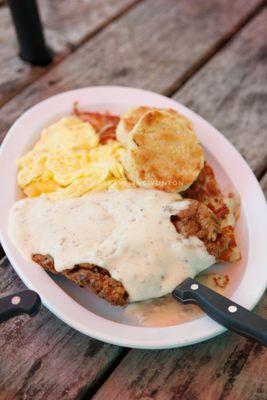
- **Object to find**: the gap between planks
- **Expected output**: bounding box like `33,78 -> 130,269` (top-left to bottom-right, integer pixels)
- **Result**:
81,6 -> 267,399
0,252 -> 131,399
1,166 -> 265,399
79,348 -> 130,400
165,0 -> 267,98
0,0 -> 143,257
82,170 -> 267,400
0,0 -> 143,109
0,0 -> 265,111
0,1 -> 266,397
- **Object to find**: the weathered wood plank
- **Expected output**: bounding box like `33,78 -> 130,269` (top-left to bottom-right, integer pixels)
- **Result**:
90,152 -> 267,400
0,1 -> 266,398
175,8 -> 267,177
1,0 -> 263,259
0,0 -> 264,142
0,176 -> 265,395
92,300 -> 267,400
38,0 -> 142,50
91,176 -> 267,400
0,0 -> 140,106
90,11 -> 267,400
0,258 -> 125,400
92,165 -> 267,400
0,6 -> 44,106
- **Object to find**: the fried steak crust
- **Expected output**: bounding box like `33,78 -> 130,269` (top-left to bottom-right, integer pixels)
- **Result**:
171,199 -> 231,260
32,199 -> 232,306
32,254 -> 128,306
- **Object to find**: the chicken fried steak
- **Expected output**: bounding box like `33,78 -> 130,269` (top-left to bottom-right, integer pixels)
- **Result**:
32,199 -> 232,306
32,253 -> 128,306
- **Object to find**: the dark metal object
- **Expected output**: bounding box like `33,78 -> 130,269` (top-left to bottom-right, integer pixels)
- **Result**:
0,290 -> 41,323
173,278 -> 267,347
7,0 -> 53,66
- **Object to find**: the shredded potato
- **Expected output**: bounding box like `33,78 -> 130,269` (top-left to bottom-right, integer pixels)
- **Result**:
74,102 -> 119,143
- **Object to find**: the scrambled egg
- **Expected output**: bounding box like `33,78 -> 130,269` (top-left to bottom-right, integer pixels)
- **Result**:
17,116 -> 132,200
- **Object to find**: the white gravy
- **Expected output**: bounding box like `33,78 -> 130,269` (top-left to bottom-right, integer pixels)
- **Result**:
125,273 -> 228,326
8,189 -> 215,302
125,295 -> 203,327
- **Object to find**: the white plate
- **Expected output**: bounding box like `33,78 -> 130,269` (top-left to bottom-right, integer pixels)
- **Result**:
0,86 -> 266,349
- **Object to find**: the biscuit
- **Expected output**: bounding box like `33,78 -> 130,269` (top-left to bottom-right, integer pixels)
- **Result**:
116,106 -> 151,146
116,106 -> 194,146
122,109 -> 204,192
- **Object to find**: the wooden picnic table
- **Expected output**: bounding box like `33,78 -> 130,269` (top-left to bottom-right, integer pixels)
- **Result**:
0,0 -> 267,398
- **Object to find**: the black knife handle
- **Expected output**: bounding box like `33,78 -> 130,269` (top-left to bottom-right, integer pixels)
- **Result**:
0,290 -> 41,323
172,278 -> 267,346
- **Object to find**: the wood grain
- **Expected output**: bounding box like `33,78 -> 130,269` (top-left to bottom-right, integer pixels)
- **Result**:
0,6 -> 43,106
38,0 -> 142,50
175,8 -> 267,177
0,0 -> 139,106
0,0 -> 264,142
91,10 -> 267,400
92,298 -> 267,400
0,259 -> 125,400
0,1 -> 266,399
1,164 -> 266,400
91,171 -> 267,400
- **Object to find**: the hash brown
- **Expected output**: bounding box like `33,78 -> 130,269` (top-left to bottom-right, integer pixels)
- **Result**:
182,163 -> 241,262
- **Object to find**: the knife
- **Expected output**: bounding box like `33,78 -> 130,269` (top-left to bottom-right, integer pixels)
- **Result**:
172,278 -> 267,346
0,290 -> 41,323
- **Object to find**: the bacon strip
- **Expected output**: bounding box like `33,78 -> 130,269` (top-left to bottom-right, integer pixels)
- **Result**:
73,102 -> 120,144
